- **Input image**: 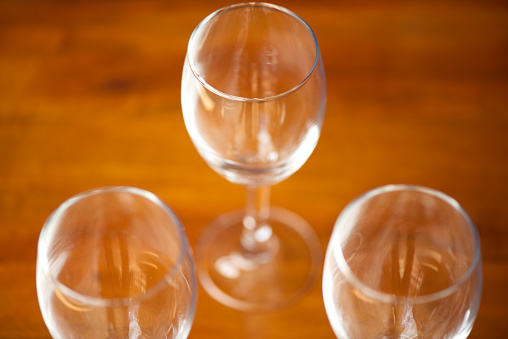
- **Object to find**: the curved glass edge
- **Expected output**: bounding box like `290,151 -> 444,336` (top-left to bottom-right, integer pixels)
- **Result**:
36,186 -> 197,309
325,184 -> 482,305
185,2 -> 322,103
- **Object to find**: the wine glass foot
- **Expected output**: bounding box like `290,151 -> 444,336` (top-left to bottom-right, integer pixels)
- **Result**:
195,206 -> 322,312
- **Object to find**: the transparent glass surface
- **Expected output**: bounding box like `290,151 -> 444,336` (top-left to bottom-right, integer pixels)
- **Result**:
36,187 -> 197,339
322,185 -> 482,339
181,2 -> 326,311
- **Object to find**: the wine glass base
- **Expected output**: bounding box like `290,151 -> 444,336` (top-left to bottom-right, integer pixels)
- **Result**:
195,206 -> 322,311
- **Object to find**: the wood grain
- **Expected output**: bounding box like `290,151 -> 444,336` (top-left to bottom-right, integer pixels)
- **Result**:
1,0 -> 507,338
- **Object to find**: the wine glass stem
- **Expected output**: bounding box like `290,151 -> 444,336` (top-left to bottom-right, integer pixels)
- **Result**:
240,185 -> 276,257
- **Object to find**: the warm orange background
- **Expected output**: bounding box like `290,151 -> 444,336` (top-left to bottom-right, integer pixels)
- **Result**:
1,0 -> 507,338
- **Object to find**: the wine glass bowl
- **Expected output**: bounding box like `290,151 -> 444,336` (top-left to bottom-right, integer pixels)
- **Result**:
322,185 -> 483,339
36,187 -> 197,339
182,2 -> 326,187
181,2 -> 326,311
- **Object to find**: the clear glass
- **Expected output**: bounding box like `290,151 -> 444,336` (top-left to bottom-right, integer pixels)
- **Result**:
36,187 -> 197,339
181,2 -> 326,311
322,185 -> 483,339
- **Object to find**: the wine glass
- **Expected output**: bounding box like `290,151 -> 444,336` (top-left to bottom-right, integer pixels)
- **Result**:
181,2 -> 326,311
36,186 -> 197,339
322,184 -> 483,339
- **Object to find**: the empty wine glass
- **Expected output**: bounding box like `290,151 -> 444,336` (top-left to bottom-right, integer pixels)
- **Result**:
322,184 -> 483,339
36,186 -> 197,339
181,2 -> 326,311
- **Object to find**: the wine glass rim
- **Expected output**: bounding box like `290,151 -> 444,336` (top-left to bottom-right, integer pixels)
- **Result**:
185,2 -> 321,103
36,186 -> 194,308
331,184 -> 482,305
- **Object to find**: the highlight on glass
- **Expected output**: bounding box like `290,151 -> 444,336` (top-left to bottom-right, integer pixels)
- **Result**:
322,184 -> 482,339
181,2 -> 326,311
36,186 -> 197,339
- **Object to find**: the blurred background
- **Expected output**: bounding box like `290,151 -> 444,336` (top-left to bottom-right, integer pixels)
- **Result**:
1,0 -> 507,338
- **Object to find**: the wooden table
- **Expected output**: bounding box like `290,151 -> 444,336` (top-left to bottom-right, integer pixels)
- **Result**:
1,0 -> 507,338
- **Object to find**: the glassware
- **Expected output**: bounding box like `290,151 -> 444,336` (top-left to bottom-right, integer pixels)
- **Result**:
322,184 -> 483,339
36,186 -> 197,339
181,2 -> 326,311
